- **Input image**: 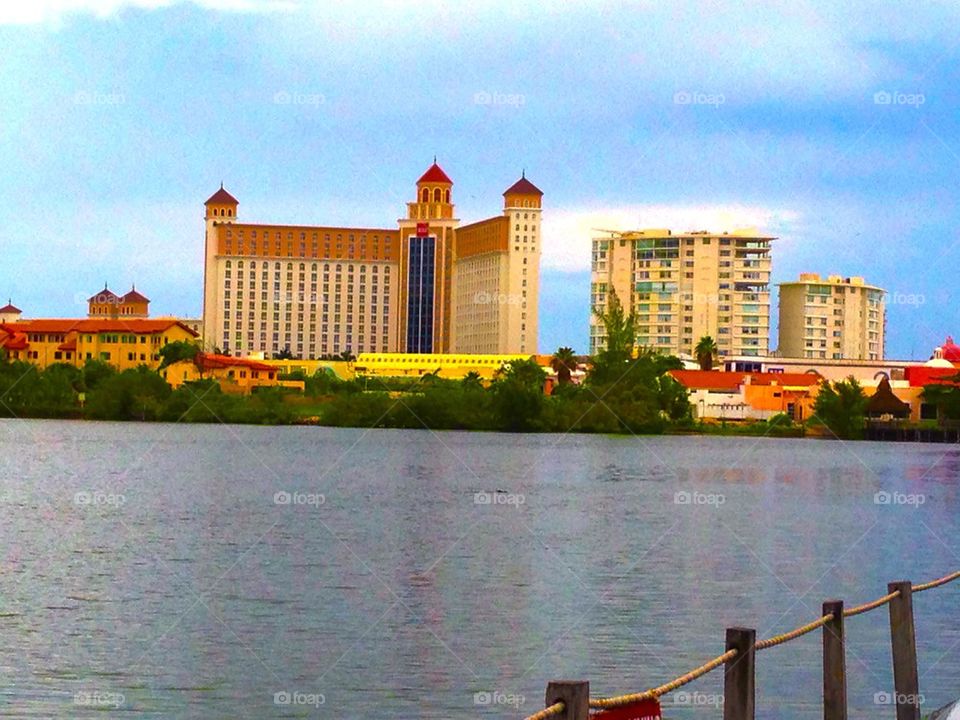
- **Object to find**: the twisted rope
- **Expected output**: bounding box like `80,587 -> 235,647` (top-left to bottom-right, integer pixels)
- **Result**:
755,613 -> 833,650
589,649 -> 737,709
914,570 -> 960,593
523,701 -> 565,720
844,590 -> 900,617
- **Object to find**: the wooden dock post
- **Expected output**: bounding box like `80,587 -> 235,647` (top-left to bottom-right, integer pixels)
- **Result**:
724,627 -> 756,720
887,581 -> 920,720
822,599 -> 847,720
545,681 -> 589,720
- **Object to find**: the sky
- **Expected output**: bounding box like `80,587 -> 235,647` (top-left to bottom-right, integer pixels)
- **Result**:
0,0 -> 958,359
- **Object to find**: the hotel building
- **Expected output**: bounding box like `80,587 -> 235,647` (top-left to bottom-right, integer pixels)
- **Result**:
777,273 -> 886,360
590,228 -> 775,358
202,163 -> 541,358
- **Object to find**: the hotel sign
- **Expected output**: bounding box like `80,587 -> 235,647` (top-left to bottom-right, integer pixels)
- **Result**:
416,222 -> 429,237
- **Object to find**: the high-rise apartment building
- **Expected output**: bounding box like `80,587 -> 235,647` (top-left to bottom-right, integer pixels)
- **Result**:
590,228 -> 775,358
201,163 -> 541,358
777,273 -> 885,360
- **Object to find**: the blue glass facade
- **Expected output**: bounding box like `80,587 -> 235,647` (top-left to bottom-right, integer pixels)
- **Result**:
405,237 -> 435,353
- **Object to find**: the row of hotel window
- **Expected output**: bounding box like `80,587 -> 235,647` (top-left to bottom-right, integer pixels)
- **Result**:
22,350 -> 159,362
27,334 -> 167,344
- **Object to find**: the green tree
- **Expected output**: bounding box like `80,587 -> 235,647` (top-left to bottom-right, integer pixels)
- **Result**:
85,366 -> 172,421
80,359 -> 116,392
921,383 -> 960,421
460,371 -> 484,391
158,340 -> 201,369
589,287 -> 638,386
814,378 -> 868,439
274,346 -> 294,360
694,335 -> 718,371
492,358 -> 547,431
551,347 -> 577,385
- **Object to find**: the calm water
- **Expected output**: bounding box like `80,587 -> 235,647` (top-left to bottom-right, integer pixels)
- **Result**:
1,420 -> 959,719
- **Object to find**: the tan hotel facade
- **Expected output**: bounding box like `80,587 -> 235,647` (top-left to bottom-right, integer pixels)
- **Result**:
590,228 -> 775,358
202,164 -> 542,358
777,273 -> 885,360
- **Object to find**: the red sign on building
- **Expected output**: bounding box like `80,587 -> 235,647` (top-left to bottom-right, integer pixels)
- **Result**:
591,699 -> 661,720
416,222 -> 429,237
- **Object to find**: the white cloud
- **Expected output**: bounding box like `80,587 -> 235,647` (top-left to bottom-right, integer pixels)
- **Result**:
541,204 -> 802,272
0,0 -> 294,24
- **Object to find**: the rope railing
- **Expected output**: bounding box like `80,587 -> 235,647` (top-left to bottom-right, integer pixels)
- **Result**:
525,701 -> 565,719
843,589 -> 899,617
525,569 -> 960,720
913,569 -> 960,593
588,648 -> 737,710
755,613 -> 833,650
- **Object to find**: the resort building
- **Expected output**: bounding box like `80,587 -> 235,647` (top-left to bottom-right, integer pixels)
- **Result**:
201,163 -> 542,359
590,228 -> 774,358
0,318 -> 198,371
778,273 -> 885,360
162,352 -> 303,394
669,369 -> 823,422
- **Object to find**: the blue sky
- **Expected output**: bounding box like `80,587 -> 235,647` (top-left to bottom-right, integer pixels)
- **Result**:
0,0 -> 958,358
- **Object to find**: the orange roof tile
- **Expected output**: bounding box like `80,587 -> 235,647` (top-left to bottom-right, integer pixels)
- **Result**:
8,319 -> 198,336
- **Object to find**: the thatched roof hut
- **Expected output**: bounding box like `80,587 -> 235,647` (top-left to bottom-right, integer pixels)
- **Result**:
866,376 -> 911,418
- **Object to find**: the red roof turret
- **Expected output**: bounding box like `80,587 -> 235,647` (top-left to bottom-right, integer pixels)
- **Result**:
503,173 -> 543,196
204,184 -> 239,205
417,162 -> 453,185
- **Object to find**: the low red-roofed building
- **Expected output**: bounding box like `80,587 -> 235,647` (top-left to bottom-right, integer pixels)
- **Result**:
669,370 -> 823,421
162,352 -> 303,394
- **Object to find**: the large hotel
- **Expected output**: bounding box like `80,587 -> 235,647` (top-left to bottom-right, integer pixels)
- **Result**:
590,228 -> 775,358
202,163 -> 542,358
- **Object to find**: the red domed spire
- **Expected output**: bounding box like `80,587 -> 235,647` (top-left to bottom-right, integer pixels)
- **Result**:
942,336 -> 960,362
417,161 -> 452,185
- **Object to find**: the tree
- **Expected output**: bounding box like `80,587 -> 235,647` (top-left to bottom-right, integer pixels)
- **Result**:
461,371 -> 484,391
158,340 -> 201,369
274,346 -> 294,360
695,335 -> 718,371
492,359 -> 547,431
921,383 -> 960,422
814,378 -> 868,439
339,350 -> 356,362
589,288 -> 638,386
551,347 -> 577,385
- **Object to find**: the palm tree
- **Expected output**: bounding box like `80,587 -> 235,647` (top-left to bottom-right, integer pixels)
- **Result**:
461,371 -> 484,390
551,347 -> 577,385
694,335 -> 718,371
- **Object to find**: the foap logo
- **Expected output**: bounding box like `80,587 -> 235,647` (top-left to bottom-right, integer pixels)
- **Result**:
674,490 -> 725,507
74,491 -> 126,508
887,291 -> 926,307
874,691 -> 924,706
73,90 -> 126,106
474,491 -> 525,507
74,690 -> 125,708
273,90 -> 325,107
873,90 -> 925,108
473,690 -> 525,709
874,490 -> 925,507
273,491 -> 326,507
667,690 -> 724,708
473,90 -> 526,107
674,90 -> 725,107
273,690 -> 325,707
473,290 -> 522,306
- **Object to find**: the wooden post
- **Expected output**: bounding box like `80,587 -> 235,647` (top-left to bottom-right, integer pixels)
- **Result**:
887,581 -> 920,720
822,600 -> 847,720
545,681 -> 589,720
724,627 -> 756,720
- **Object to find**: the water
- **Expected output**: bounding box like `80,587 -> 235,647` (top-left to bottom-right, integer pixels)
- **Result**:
1,420 -> 958,719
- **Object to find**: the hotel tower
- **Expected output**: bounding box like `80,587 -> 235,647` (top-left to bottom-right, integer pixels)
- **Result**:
201,163 -> 542,358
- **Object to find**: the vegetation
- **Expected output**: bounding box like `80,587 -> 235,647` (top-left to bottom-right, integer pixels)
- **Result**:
695,335 -> 718,371
813,378 -> 868,439
550,346 -> 577,385
921,383 -> 960,421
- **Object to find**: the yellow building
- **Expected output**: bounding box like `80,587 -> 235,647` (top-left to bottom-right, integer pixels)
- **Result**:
87,285 -> 150,318
201,163 -> 542,359
778,273 -> 886,360
0,318 -> 199,371
590,228 -> 775,358
162,352 -> 303,395
353,352 -> 533,382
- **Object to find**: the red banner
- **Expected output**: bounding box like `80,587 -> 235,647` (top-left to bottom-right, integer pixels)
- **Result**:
591,698 -> 661,720
416,222 -> 429,237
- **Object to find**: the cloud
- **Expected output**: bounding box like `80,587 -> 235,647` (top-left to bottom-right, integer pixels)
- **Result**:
541,204 -> 803,272
0,0 -> 294,25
